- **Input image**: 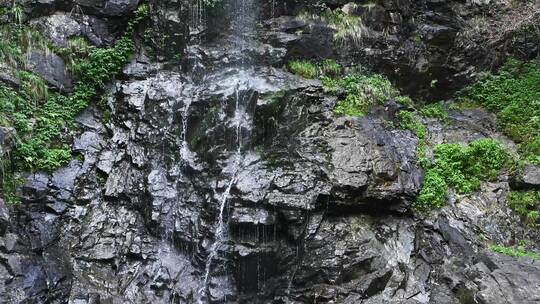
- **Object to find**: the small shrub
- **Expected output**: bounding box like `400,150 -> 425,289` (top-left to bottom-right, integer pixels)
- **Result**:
461,59 -> 540,165
414,138 -> 509,212
288,59 -> 342,79
319,59 -> 342,77
508,190 -> 540,224
415,170 -> 448,212
326,73 -> 406,117
319,9 -> 366,45
464,139 -> 509,181
419,102 -> 449,121
397,111 -> 428,140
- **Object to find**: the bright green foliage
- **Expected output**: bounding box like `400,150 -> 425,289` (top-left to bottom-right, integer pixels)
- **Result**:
394,95 -> 413,107
288,59 -> 342,79
287,58 -> 405,123
414,170 -> 448,212
419,102 -> 449,121
287,58 -> 412,121
318,9 -> 365,45
415,139 -> 509,212
490,244 -> 540,260
13,4 -> 148,172
0,3 -> 149,202
397,111 -> 428,140
508,190 -> 540,224
462,59 -> 540,165
319,59 -> 342,77
324,73 -> 406,117
288,60 -> 319,79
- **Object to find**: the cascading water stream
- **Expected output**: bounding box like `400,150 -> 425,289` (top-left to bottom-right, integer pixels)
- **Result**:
187,0 -> 258,302
200,80 -> 251,302
190,0 -> 206,33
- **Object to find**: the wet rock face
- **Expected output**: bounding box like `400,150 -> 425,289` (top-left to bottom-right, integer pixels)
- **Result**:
146,0 -> 189,60
512,164 -> 540,190
1,0 -> 540,303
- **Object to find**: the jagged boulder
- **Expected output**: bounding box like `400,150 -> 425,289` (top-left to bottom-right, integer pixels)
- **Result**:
30,12 -> 119,48
0,126 -> 16,158
512,164 -> 540,190
0,198 -> 9,235
26,50 -> 74,91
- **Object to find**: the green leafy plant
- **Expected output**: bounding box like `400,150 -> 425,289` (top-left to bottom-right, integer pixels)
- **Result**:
415,138 -> 509,212
397,111 -> 428,140
288,60 -> 318,79
490,244 -> 540,260
288,59 -> 343,79
324,73 -> 407,117
419,102 -> 449,121
0,3 -> 150,202
461,59 -> 540,165
508,190 -> 540,224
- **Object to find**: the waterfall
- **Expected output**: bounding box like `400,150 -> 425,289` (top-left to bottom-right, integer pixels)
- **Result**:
200,80 -> 253,302
187,0 -> 259,302
190,0 -> 206,34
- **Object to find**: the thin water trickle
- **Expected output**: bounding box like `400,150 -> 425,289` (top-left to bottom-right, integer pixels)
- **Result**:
200,80 -> 250,302
192,0 -> 259,302
180,93 -> 193,162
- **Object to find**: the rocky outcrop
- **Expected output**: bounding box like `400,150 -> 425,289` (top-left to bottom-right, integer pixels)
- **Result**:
260,0 -> 540,100
1,0 -> 539,303
11,0 -> 141,18
26,51 -> 74,91
30,12 -> 120,47
0,126 -> 15,159
512,164 -> 540,190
